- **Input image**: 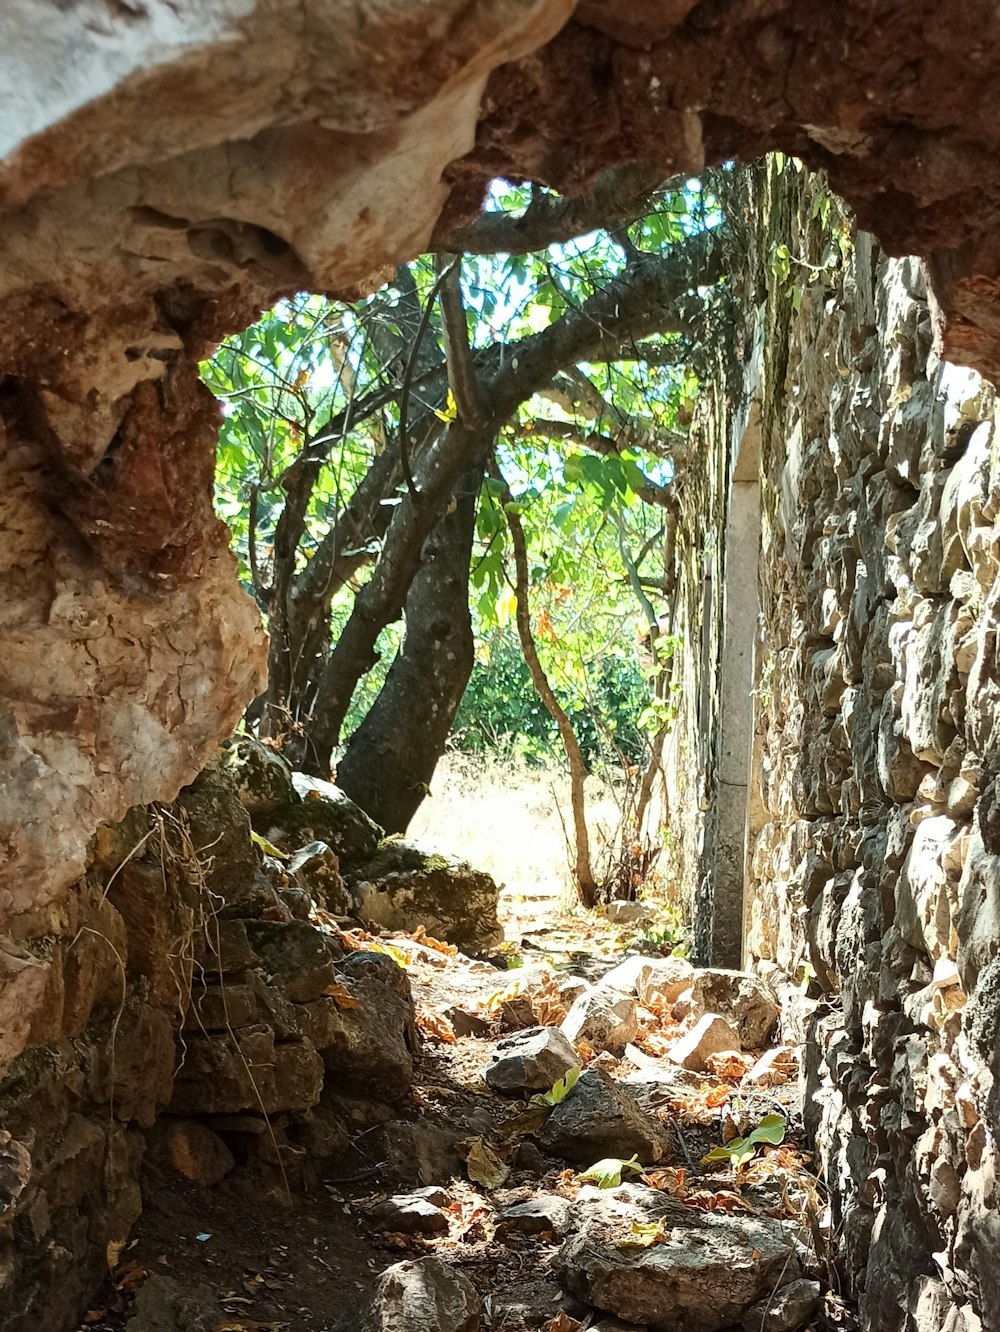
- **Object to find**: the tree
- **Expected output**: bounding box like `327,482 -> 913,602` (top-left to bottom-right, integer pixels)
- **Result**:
206,166 -> 725,886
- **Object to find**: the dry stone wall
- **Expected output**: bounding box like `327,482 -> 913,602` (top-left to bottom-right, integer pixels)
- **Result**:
672,162 -> 1000,1332
0,758 -> 428,1332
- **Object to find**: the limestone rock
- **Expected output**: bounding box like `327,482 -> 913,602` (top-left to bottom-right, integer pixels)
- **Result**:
221,737 -> 296,816
562,988 -> 640,1053
499,1195 -> 573,1236
382,1121 -> 465,1188
244,920 -> 341,1004
558,1184 -> 805,1332
369,1193 -> 449,1235
667,1014 -> 742,1072
173,766 -> 261,904
331,1256 -> 480,1332
349,838 -> 502,954
682,971 -> 780,1048
559,975 -> 590,1005
741,1278 -> 821,1332
170,1026 -> 324,1117
165,1120 -> 234,1187
604,901 -> 659,927
599,955 -> 694,1007
743,1046 -> 798,1089
126,1275 -> 221,1332
487,1279 -> 584,1329
288,840 -> 351,914
539,1068 -> 669,1165
269,773 -> 383,867
316,950 -> 418,1097
485,1027 -> 579,1095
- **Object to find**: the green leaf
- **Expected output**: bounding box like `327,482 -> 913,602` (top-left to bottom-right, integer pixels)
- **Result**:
250,829 -> 287,860
748,1114 -> 786,1147
701,1114 -> 786,1168
530,1065 -> 581,1108
577,1154 -> 642,1188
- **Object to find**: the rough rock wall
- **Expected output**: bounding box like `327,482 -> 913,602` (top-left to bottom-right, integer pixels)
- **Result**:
0,0 -> 571,1081
9,1 -> 1000,946
672,160 -> 1000,1331
749,168 -> 1000,1332
0,760 -> 419,1332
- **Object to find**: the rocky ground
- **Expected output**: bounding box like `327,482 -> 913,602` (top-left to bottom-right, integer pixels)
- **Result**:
72,884 -> 853,1332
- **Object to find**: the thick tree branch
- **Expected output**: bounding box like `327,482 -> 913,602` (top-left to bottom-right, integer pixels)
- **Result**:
436,162 -> 671,257
524,415 -> 685,465
302,231 -> 718,768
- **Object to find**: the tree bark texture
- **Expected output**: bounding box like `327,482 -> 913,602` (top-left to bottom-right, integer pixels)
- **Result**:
337,462 -> 482,831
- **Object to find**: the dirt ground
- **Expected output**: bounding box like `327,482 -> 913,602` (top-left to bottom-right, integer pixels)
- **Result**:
75,891 -> 847,1332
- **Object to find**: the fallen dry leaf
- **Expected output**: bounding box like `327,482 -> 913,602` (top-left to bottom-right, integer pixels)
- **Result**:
464,1137 -> 510,1189
705,1050 -> 754,1081
411,925 -> 458,958
668,1081 -> 730,1122
498,1106 -> 549,1139
574,1039 -> 596,1066
481,977 -> 526,1016
323,982 -> 360,1009
642,1167 -> 687,1198
686,1188 -> 754,1214
416,1003 -> 457,1044
530,971 -> 568,1026
106,1239 -> 127,1272
545,1312 -> 583,1332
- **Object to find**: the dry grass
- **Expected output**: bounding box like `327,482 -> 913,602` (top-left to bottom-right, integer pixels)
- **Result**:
408,749 -> 628,935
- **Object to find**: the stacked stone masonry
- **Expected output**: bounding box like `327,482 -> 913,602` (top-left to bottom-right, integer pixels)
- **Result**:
0,762 -> 427,1332
672,162 -> 1000,1332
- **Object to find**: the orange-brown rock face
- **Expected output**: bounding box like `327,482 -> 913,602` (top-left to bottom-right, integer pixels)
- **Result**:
0,1 -> 573,1062
6,0 -> 1000,945
4,0 -> 1000,1069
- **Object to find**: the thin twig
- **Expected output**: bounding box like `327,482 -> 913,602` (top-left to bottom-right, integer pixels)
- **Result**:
397,260 -> 459,501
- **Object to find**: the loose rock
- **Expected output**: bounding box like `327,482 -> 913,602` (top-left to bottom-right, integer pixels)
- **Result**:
259,773 -> 382,868
562,988 -> 639,1053
485,1027 -> 579,1096
741,1278 -> 821,1332
486,1279 -> 581,1329
368,1193 -> 449,1235
681,970 -> 780,1048
221,737 -> 296,817
604,901 -> 658,927
558,1184 -> 805,1332
288,840 -> 352,914
350,838 -> 502,954
126,1275 -> 220,1332
743,1045 -> 798,1088
667,1013 -> 742,1072
331,1255 -> 480,1332
165,1120 -> 234,1186
539,1068 -> 669,1165
498,1195 -> 573,1236
598,955 -> 694,1007
316,950 -> 418,1097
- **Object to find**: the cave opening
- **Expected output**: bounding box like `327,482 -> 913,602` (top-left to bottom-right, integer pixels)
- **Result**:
3,5 -> 1000,1331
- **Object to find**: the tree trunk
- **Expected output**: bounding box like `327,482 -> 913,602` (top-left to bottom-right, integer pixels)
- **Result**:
336,461 -> 482,830
492,463 -> 600,907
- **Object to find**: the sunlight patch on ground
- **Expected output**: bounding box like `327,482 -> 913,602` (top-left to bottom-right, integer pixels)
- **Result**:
408,751 -> 624,937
